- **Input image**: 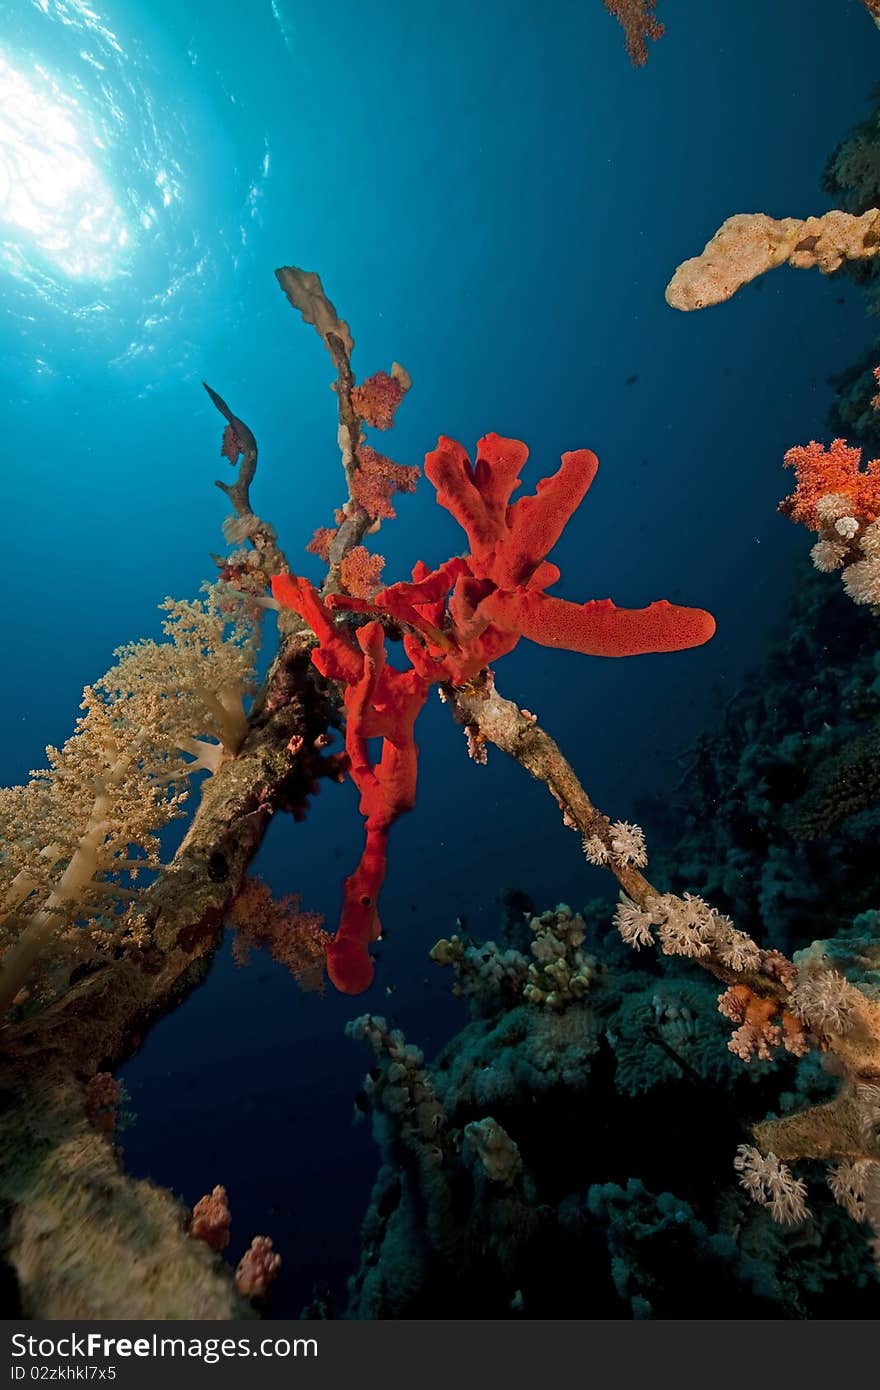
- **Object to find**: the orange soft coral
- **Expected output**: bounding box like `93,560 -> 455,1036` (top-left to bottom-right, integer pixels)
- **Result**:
351,368 -> 410,431
603,0 -> 664,67
781,438 -> 880,529
228,876 -> 330,994
191,1186 -> 231,1253
718,984 -> 808,1063
339,546 -> 385,599
350,445 -> 420,521
306,527 -> 337,563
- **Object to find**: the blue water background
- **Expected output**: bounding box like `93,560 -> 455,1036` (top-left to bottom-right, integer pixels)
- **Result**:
1,0 -> 877,1312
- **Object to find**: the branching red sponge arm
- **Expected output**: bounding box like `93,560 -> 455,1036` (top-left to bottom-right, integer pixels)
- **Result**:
424,435 -> 503,556
331,827 -> 388,994
317,620 -> 429,995
479,591 -> 716,656
500,447 -> 599,587
424,435 -> 599,589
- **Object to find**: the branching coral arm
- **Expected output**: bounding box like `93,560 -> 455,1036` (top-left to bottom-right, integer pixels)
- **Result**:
204,382 -> 289,583
448,674 -> 880,1169
666,209 -> 880,311
477,590 -> 716,656
274,266 -> 393,589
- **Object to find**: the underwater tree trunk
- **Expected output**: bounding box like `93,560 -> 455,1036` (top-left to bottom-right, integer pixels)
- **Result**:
0,636 -> 329,1318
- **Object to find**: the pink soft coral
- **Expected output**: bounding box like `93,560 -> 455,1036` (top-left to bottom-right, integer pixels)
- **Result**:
781,438 -> 880,529
603,0 -> 664,67
351,369 -> 409,431
350,445 -> 420,521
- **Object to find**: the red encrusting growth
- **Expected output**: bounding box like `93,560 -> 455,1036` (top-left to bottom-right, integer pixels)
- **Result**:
339,546 -> 385,598
351,445 -> 420,521
781,438 -> 880,529
306,527 -> 336,563
351,370 -> 408,431
273,433 -> 715,993
221,423 -> 242,465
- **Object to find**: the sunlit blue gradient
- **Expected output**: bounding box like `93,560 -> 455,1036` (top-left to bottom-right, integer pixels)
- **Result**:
0,0 -> 271,387
0,48 -> 129,280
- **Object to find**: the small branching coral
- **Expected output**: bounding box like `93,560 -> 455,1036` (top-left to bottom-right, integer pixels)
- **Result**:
522,904 -> 594,1009
227,875 -> 330,994
602,0 -> 664,66
346,1013 -> 447,1168
734,1145 -> 810,1227
431,903 -> 594,1014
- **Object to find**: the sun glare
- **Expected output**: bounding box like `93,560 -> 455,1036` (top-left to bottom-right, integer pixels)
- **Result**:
0,49 -> 128,281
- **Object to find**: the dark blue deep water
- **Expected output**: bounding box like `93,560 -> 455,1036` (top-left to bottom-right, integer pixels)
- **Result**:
3,0 -> 879,1315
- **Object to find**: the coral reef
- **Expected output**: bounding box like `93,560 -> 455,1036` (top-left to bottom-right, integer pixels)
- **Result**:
340,898 -> 878,1318
5,46 -> 880,1316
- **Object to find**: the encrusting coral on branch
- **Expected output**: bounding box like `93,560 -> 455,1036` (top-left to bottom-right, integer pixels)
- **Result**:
665,209 -> 880,312
663,187 -> 880,1232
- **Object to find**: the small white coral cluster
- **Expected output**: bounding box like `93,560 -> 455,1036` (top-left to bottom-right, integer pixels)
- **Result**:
522,904 -> 594,1009
810,493 -> 880,608
788,968 -> 860,1036
583,820 -> 648,869
613,889 -> 760,970
734,1144 -> 810,1226
739,1145 -> 880,1237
